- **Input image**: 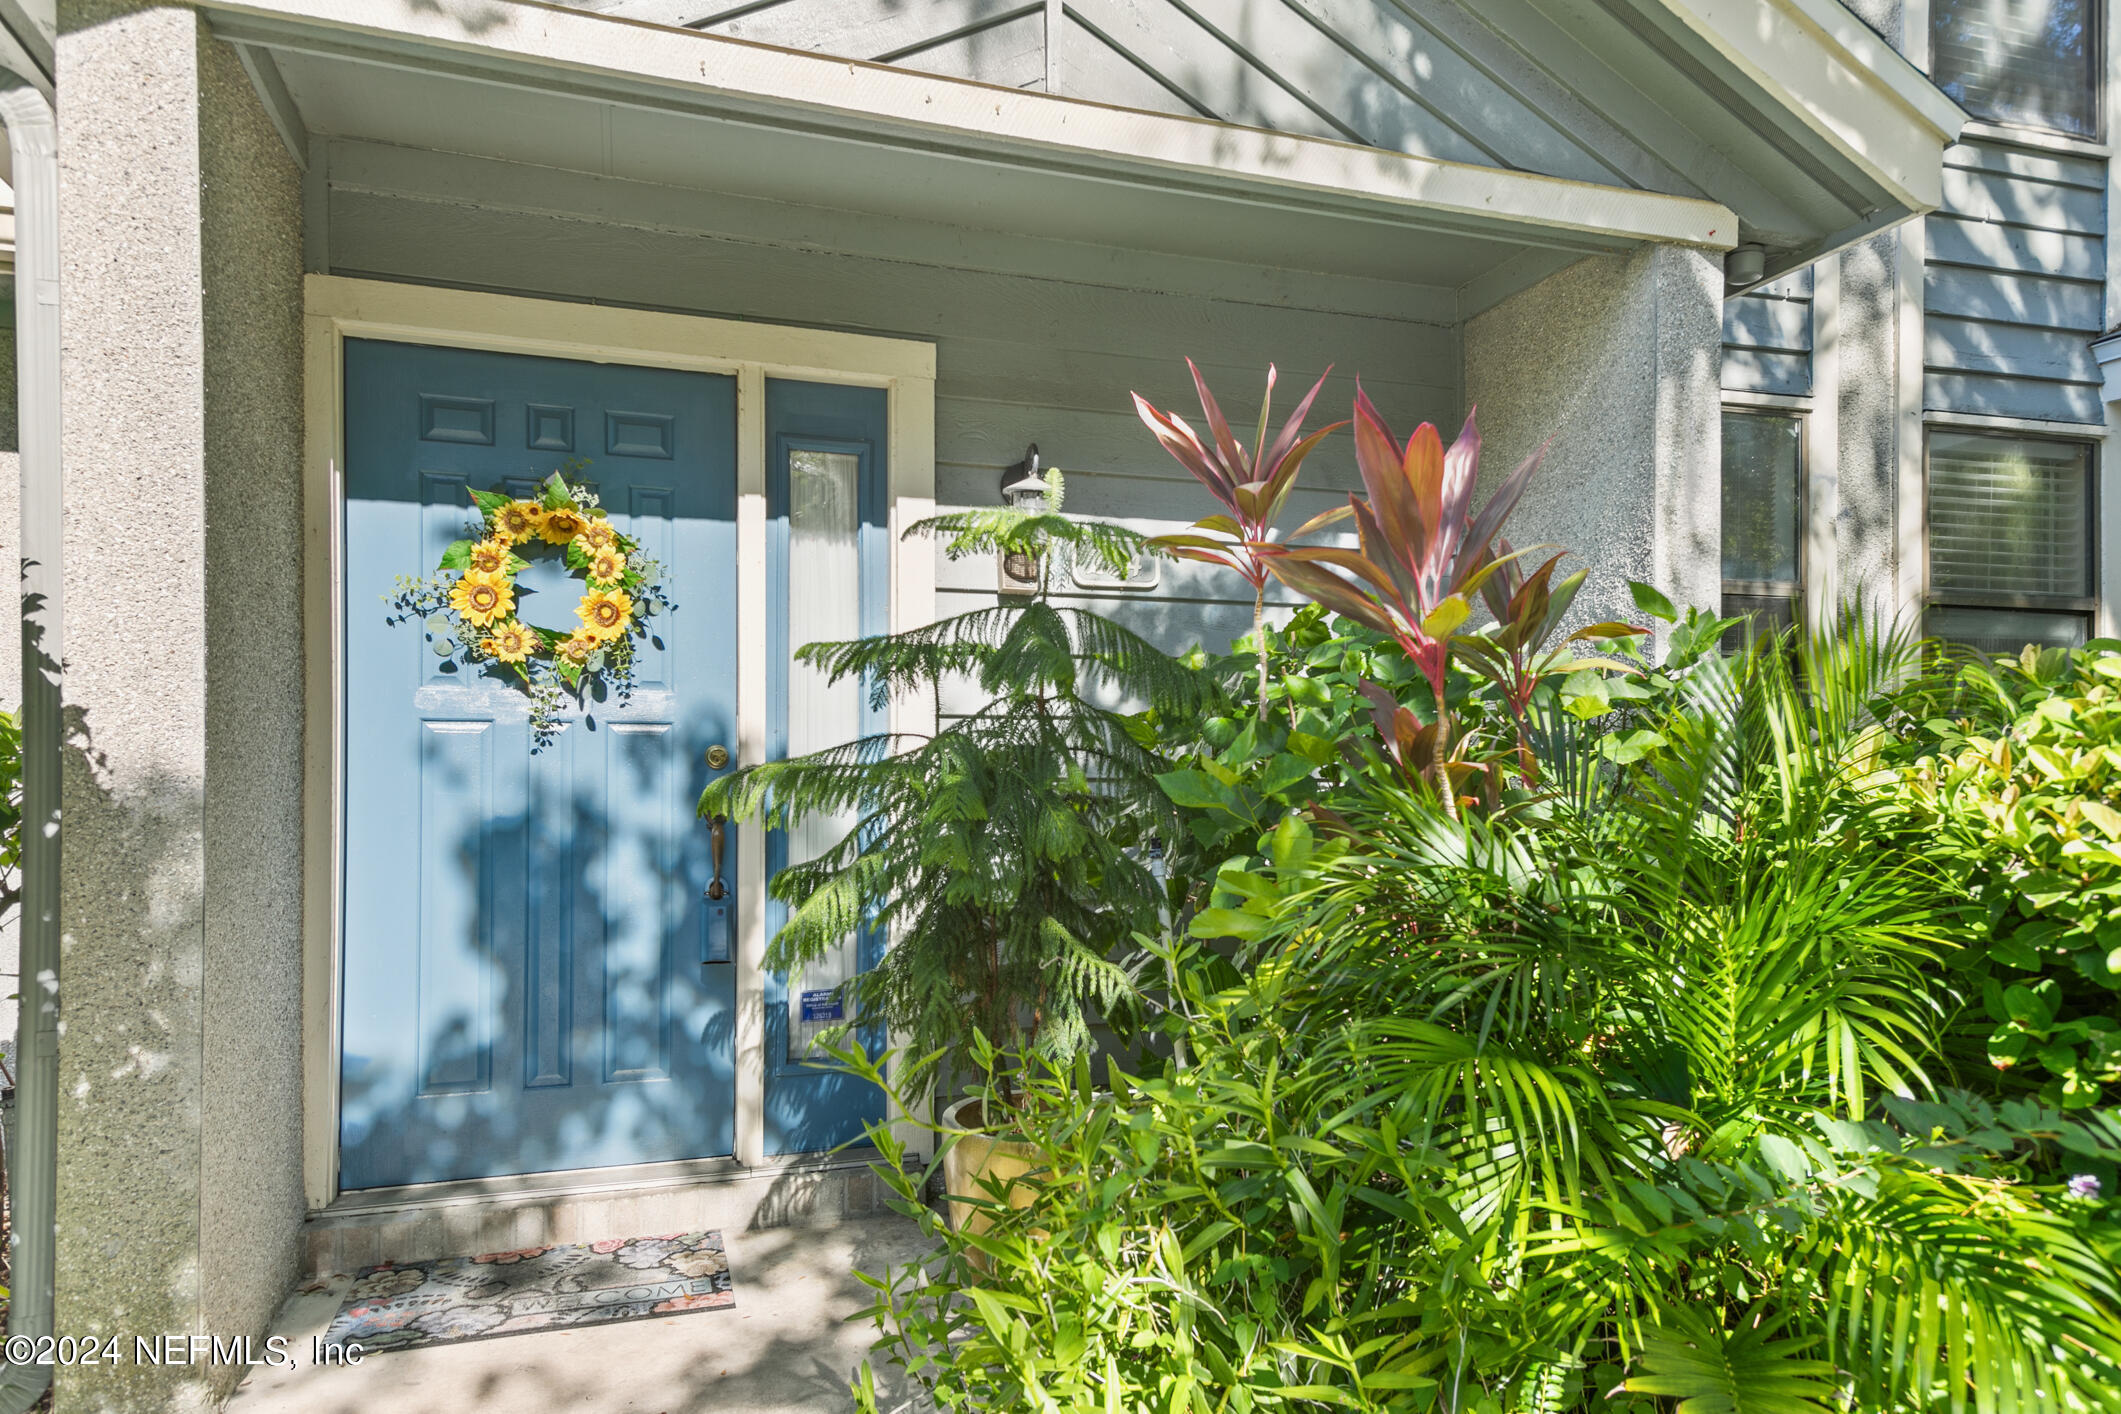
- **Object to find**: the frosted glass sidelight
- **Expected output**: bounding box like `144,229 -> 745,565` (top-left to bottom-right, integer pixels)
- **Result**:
787,449 -> 864,1060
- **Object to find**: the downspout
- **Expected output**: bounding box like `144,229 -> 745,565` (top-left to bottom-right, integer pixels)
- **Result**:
0,73 -> 58,1414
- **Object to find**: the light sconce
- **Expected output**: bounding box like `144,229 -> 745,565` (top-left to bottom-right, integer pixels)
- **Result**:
999,443 -> 1051,510
997,443 -> 1050,594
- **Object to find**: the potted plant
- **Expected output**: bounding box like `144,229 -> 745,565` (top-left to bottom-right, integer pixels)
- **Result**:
699,476 -> 1213,1227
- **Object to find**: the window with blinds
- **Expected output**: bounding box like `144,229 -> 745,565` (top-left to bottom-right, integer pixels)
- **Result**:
1721,411 -> 1803,649
1932,0 -> 2100,136
1926,430 -> 2095,655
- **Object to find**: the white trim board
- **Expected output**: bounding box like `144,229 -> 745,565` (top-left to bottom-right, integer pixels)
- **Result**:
1659,0 -> 1964,211
300,274 -> 936,1210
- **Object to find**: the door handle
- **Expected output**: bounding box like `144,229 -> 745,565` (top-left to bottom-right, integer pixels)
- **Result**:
702,813 -> 733,965
705,815 -> 727,901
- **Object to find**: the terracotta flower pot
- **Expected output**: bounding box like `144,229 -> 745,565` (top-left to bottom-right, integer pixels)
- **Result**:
939,1095 -> 1041,1240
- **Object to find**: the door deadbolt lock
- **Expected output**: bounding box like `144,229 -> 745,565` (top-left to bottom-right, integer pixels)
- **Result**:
705,744 -> 730,770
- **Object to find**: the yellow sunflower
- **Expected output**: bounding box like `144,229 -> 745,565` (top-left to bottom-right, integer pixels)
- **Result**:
480,620 -> 535,663
588,549 -> 627,585
556,630 -> 601,666
449,570 -> 515,627
492,500 -> 542,544
538,508 -> 590,545
578,518 -> 619,551
467,537 -> 513,575
576,587 -> 634,642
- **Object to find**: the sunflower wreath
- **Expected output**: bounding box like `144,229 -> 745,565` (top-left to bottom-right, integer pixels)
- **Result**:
388,465 -> 676,750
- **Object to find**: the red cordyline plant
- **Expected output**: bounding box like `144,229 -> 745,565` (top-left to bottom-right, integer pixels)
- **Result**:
1454,538 -> 1646,780
1134,361 -> 1348,712
1260,390 -> 1555,807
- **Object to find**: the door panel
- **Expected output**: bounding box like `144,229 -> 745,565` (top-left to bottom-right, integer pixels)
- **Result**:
340,339 -> 737,1189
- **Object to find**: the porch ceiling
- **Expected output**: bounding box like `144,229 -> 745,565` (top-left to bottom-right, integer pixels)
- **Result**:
205,0 -> 1743,315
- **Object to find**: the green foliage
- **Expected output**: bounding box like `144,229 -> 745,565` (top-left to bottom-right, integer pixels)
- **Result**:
700,495 -> 1212,1105
842,613 -> 2121,1413
1876,642 -> 2121,1107
0,705 -> 18,924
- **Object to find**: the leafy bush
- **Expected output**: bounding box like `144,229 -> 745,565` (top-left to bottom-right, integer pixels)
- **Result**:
845,627 -> 2121,1413
1878,644 -> 2121,1108
819,358 -> 2121,1411
700,493 -> 1213,1105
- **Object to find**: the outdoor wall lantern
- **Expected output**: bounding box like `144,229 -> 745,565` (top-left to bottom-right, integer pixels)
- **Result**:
998,443 -> 1049,594
999,443 -> 1051,509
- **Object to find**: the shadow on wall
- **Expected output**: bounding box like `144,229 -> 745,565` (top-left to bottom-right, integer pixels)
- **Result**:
49,667 -> 226,1409
1834,231 -> 1906,620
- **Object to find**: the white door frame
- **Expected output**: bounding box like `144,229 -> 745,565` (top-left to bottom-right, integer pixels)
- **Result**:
300,274 -> 937,1210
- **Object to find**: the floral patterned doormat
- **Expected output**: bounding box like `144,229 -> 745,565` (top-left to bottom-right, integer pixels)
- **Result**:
319,1231 -> 735,1354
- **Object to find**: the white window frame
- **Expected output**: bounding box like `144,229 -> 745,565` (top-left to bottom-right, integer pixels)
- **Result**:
300,275 -> 937,1209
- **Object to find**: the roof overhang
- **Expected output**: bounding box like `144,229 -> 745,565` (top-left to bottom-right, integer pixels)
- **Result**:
1645,0 -> 1967,279
1664,0 -> 1964,212
203,0 -> 1743,316
196,0 -> 1958,309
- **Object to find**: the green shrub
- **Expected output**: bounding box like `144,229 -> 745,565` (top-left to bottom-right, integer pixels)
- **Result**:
700,492 -> 1212,1107
1879,644 -> 2121,1108
844,625 -> 2121,1413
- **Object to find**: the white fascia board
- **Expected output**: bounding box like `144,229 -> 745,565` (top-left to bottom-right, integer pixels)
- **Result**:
1656,0 -> 1967,213
2090,330 -> 2121,404
196,0 -> 1736,252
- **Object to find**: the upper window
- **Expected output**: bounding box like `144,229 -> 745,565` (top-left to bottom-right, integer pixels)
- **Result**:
1926,430 -> 2096,655
1932,0 -> 2101,137
1721,410 -> 1804,645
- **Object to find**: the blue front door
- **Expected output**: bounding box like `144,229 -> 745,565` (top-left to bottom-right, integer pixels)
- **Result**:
340,339 -> 737,1189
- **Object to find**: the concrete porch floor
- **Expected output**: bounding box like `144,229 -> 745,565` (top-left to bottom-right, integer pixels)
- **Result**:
222,1215 -> 935,1414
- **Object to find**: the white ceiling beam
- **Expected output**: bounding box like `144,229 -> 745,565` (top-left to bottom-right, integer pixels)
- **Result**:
232,40 -> 309,171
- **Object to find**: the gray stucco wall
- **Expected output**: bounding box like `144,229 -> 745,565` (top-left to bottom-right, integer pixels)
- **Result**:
196,14 -> 307,1370
1463,244 -> 1723,629
53,4 -> 305,1409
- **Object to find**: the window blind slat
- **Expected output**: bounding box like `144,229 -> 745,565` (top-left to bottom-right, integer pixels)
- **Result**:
1927,431 -> 2092,600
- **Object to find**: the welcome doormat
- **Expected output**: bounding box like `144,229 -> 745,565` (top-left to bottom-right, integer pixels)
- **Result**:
319,1230 -> 736,1353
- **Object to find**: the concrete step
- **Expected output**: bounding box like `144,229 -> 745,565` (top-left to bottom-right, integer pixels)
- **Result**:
302,1151 -> 907,1275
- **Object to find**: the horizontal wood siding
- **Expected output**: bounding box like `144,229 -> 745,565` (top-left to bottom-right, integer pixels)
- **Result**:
1722,268 -> 1811,395
321,144 -> 1452,663
1923,137 -> 2106,424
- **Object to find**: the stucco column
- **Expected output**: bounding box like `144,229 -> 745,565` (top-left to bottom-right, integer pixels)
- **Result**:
54,4 -> 304,1410
1462,243 -> 1723,632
